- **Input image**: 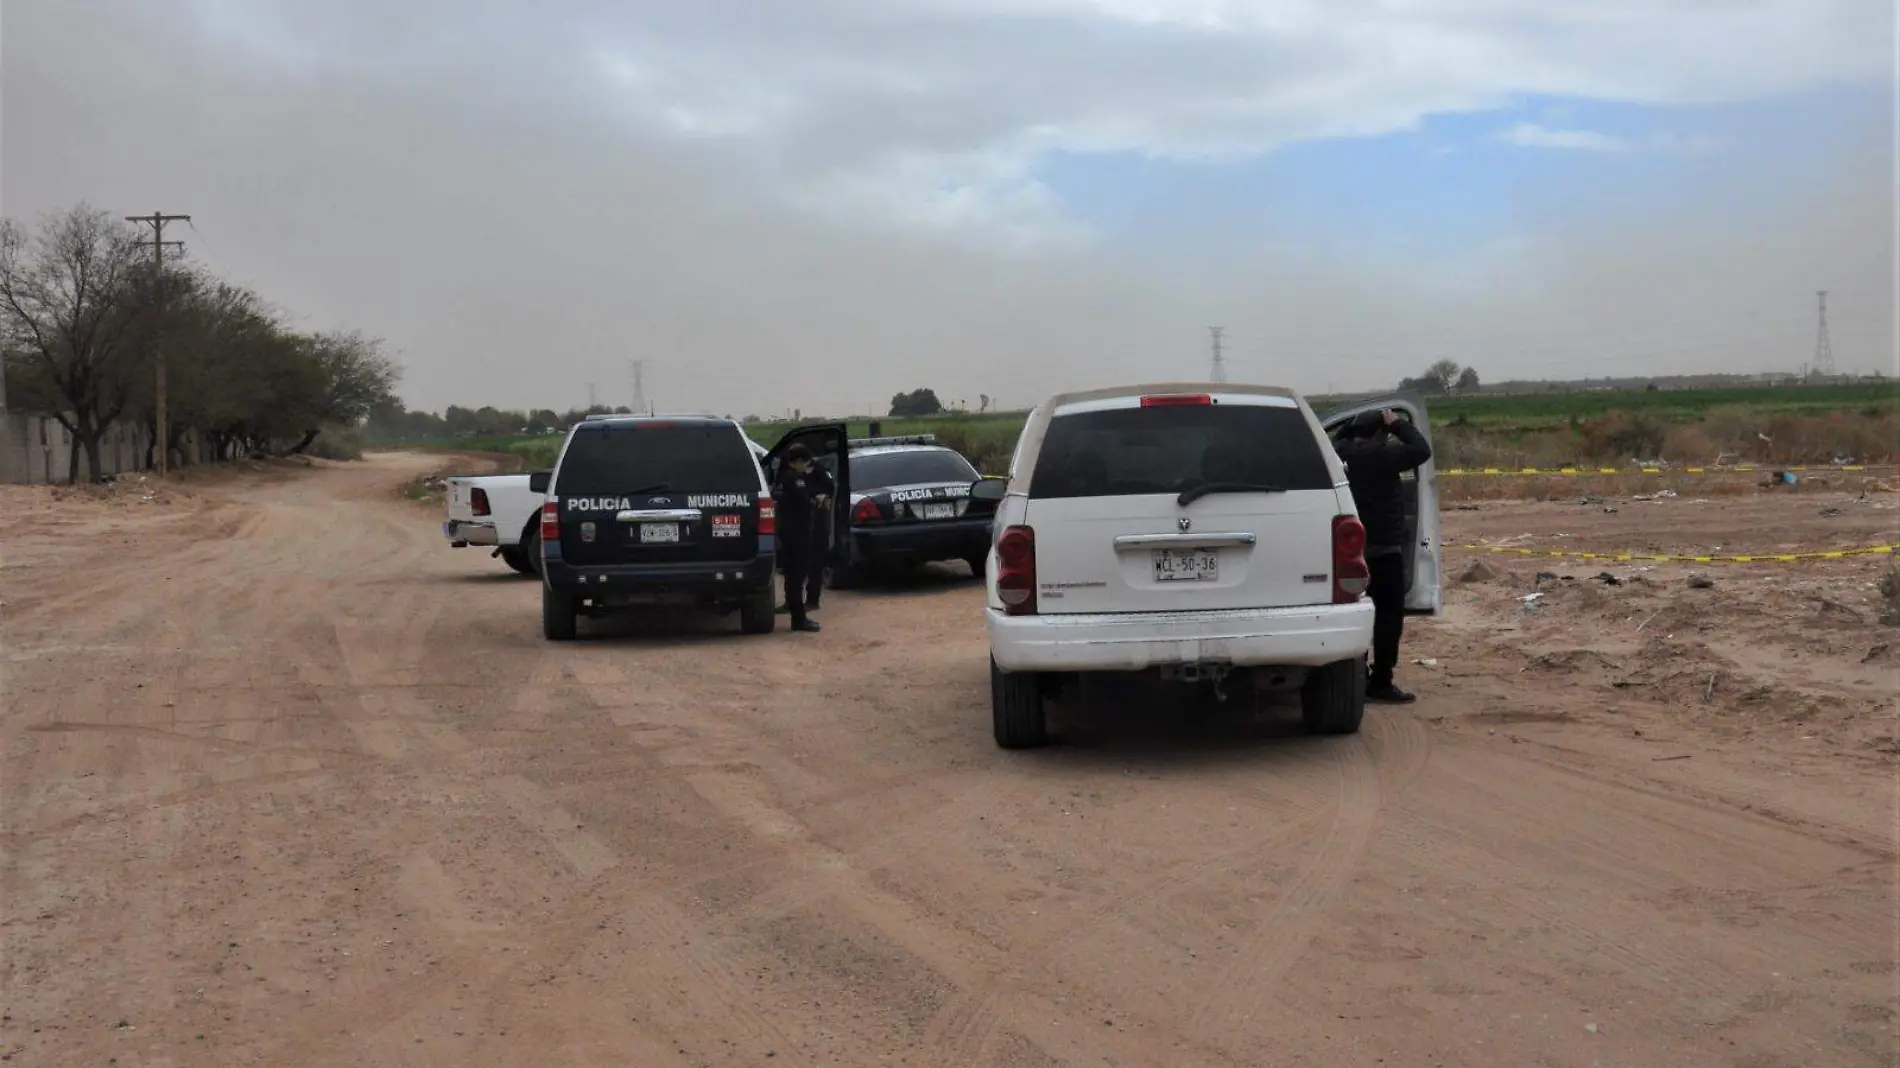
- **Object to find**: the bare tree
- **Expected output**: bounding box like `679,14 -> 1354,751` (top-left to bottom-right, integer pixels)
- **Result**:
0,206 -> 152,482
1426,359 -> 1463,394
278,330 -> 400,455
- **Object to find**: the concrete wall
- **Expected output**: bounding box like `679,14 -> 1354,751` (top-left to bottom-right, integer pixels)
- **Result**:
0,412 -> 206,484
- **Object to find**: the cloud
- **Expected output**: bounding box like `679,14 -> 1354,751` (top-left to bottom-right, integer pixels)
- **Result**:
165,0 -> 1889,247
1499,123 -> 1636,152
1,0 -> 1890,417
1499,123 -> 1729,153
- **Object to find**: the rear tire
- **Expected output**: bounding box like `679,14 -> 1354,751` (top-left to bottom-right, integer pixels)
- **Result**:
521,529 -> 543,577
740,585 -> 777,635
991,657 -> 1049,749
1300,658 -> 1366,735
541,584 -> 579,642
499,546 -> 535,576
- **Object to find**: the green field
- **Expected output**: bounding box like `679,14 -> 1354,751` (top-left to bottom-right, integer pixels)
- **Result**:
424,381 -> 1898,475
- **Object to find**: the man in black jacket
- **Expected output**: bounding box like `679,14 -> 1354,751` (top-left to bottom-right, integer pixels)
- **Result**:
1333,409 -> 1433,703
771,444 -> 831,633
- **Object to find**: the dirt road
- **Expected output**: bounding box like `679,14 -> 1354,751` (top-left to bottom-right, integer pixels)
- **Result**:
2,454 -> 1894,1067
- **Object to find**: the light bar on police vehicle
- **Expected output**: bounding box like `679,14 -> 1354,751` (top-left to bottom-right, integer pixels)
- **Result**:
848,434 -> 938,448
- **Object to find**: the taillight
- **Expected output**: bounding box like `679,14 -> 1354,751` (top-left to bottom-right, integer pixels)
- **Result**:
995,525 -> 1037,616
470,488 -> 491,516
1333,515 -> 1369,603
1140,393 -> 1212,407
540,500 -> 559,542
758,498 -> 776,536
852,497 -> 882,524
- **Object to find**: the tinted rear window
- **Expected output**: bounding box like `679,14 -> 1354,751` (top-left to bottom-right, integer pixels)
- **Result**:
853,449 -> 978,489
1029,403 -> 1333,499
556,424 -> 758,494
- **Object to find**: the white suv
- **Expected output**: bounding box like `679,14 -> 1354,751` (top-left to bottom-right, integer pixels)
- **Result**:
967,384 -> 1442,748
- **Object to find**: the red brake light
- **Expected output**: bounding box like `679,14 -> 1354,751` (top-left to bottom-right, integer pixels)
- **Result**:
995,525 -> 1037,615
852,496 -> 881,524
540,500 -> 559,542
470,487 -> 491,516
1140,394 -> 1212,407
758,498 -> 776,536
1332,515 -> 1369,603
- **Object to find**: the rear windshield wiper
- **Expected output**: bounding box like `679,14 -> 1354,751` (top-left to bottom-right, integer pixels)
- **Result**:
1176,482 -> 1288,507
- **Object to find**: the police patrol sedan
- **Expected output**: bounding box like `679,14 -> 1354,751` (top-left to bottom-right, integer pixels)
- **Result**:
829,436 -> 999,586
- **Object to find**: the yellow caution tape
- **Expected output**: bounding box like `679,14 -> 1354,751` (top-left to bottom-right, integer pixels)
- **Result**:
1438,464 -> 1892,478
1455,543 -> 1897,564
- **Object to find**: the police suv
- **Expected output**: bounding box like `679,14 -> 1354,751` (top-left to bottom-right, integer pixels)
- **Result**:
531,415 -> 848,639
830,436 -> 999,586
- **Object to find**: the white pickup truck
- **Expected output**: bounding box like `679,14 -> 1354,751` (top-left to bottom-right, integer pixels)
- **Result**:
442,434 -> 770,576
442,473 -> 546,575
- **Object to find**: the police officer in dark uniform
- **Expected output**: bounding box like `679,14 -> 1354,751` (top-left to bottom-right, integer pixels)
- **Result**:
1332,409 -> 1433,702
771,444 -> 832,633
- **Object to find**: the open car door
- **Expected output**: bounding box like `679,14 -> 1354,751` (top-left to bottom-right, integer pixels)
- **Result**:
1319,393 -> 1442,616
763,422 -> 852,567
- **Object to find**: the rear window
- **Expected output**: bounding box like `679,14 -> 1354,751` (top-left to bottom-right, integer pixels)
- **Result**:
555,423 -> 758,494
1028,403 -> 1334,499
853,449 -> 978,489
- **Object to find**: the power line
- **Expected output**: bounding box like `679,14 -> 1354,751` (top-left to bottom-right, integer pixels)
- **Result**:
125,211 -> 190,477
1208,326 -> 1226,383
1812,290 -> 1834,377
629,359 -> 648,415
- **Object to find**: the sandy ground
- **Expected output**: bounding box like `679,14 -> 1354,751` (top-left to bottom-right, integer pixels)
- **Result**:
1,452 -> 1895,1068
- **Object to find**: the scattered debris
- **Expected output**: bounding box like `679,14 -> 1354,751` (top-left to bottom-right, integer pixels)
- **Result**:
1413,658 -> 1439,669
1653,754 -> 1692,762
1687,574 -> 1715,590
1593,572 -> 1622,587
1633,489 -> 1679,502
1817,506 -> 1842,518
1865,643 -> 1892,664
1814,597 -> 1864,622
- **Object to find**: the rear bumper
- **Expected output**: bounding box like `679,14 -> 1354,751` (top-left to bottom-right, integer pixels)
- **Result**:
852,518 -> 992,563
542,551 -> 776,603
987,601 -> 1374,673
443,520 -> 499,547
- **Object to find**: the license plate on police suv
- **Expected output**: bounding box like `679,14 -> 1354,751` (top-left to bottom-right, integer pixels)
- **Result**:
639,523 -> 680,544
1152,548 -> 1218,582
921,502 -> 956,520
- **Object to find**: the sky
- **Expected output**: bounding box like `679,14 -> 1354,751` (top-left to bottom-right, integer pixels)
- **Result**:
3,0 -> 1894,417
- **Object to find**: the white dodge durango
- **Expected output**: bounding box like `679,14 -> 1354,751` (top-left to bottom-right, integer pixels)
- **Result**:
968,383 -> 1442,749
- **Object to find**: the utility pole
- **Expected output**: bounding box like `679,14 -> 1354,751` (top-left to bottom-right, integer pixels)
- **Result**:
1208,326 -> 1227,383
629,359 -> 648,414
1812,290 -> 1835,378
126,211 -> 190,477
586,382 -> 599,410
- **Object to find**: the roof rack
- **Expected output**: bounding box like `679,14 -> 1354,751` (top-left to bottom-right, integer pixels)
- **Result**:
849,434 -> 937,448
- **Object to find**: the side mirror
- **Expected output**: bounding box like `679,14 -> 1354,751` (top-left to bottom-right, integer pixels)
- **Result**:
528,471 -> 550,494
970,477 -> 1008,502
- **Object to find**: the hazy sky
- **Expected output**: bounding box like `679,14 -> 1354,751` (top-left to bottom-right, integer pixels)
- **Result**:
4,0 -> 1894,417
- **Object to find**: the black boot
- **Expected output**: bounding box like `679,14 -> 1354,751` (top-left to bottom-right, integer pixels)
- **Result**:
1367,680 -> 1415,703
